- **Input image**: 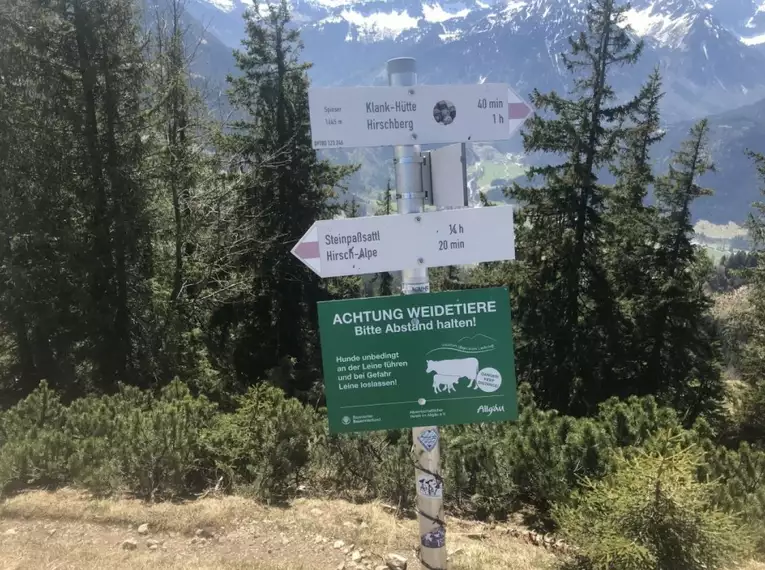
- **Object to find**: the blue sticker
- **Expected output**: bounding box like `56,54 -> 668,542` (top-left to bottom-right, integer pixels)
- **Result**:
421,526 -> 446,549
418,428 -> 439,452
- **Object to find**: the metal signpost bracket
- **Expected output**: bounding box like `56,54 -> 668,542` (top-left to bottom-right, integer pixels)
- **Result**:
421,152 -> 434,205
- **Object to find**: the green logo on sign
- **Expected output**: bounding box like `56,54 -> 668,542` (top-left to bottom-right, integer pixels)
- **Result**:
317,287 -> 518,433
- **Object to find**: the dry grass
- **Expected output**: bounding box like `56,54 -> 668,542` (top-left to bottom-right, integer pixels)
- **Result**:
0,537 -> 307,570
0,490 -> 554,570
0,488 -> 260,535
739,563 -> 765,570
0,490 -> 759,570
712,286 -> 752,321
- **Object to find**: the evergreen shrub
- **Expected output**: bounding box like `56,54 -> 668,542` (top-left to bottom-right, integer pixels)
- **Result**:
311,429 -> 415,510
553,433 -> 751,570
0,380 -> 74,492
204,383 -> 321,500
700,440 -> 765,552
0,379 -> 217,498
0,378 -> 761,557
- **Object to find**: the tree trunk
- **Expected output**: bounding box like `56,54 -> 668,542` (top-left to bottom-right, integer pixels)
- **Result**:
565,6 -> 613,408
73,0 -> 117,387
101,38 -> 131,384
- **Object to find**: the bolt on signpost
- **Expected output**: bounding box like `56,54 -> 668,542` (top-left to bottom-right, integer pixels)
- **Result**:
294,56 -> 532,570
387,57 -> 446,570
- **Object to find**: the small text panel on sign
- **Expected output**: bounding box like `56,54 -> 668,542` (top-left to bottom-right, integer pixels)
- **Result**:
317,287 -> 518,433
308,83 -> 511,148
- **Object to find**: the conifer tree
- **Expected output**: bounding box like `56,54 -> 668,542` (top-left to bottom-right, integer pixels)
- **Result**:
554,433 -> 750,570
736,150 -> 765,441
478,192 -> 495,207
508,0 -> 643,413
607,69 -> 664,387
72,0 -> 154,388
742,150 -> 765,383
153,0 -> 195,304
644,120 -> 722,420
344,194 -> 362,218
374,181 -> 395,297
612,69 -> 664,209
141,0 -> 242,393
0,0 -> 84,395
225,0 -> 353,388
0,0 -> 153,395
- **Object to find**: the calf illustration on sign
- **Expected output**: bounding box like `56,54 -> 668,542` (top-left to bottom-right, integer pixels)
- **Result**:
426,357 -> 479,392
431,373 -> 459,393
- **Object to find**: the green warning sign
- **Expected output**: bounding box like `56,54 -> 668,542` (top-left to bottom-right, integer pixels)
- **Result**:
317,287 -> 518,433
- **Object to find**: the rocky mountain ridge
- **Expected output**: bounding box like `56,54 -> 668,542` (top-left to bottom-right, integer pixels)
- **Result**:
186,0 -> 765,121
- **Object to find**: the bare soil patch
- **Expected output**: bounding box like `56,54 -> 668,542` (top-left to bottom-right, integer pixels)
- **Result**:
0,490 -> 554,570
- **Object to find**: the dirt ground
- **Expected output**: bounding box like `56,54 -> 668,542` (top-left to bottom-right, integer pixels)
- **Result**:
0,490 -> 556,570
0,490 -> 762,570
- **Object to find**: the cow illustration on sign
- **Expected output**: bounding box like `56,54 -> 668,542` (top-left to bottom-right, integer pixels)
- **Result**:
426,357 -> 480,393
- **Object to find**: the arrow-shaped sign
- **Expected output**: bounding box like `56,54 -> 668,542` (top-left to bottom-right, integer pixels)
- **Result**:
309,83 -> 516,149
291,206 -> 515,278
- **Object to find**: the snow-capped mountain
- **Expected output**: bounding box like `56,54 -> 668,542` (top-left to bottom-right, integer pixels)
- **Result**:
185,0 -> 765,121
706,0 -> 765,44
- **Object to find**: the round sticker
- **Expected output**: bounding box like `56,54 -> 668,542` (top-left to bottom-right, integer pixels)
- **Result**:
476,367 -> 502,392
432,100 -> 457,126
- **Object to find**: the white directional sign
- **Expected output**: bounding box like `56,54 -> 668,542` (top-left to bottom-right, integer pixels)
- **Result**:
291,206 -> 515,278
309,83 -> 521,149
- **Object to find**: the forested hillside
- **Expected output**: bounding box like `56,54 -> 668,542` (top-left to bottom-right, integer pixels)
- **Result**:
0,0 -> 764,568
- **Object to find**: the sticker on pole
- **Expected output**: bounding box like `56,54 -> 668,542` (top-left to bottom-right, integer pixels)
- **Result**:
421,526 -> 446,549
417,429 -> 439,452
417,474 -> 444,498
317,287 -> 518,433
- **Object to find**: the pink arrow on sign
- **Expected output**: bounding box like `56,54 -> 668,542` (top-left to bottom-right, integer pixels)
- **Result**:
294,240 -> 319,259
508,102 -> 532,119
507,87 -> 534,138
291,224 -> 321,274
